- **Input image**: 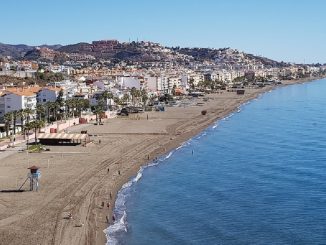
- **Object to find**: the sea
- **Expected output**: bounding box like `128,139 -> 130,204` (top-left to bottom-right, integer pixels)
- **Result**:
105,78 -> 326,245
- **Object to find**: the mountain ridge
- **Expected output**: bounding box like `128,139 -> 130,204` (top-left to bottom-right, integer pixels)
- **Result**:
0,40 -> 289,68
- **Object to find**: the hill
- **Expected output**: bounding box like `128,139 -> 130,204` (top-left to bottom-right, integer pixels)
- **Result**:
0,40 -> 288,68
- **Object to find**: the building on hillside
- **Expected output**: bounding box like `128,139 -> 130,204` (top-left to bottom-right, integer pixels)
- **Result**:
0,89 -> 38,122
37,87 -> 63,104
145,76 -> 160,92
118,76 -> 141,90
89,91 -> 113,109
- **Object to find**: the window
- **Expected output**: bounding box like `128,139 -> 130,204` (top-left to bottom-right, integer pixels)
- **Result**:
43,99 -> 46,102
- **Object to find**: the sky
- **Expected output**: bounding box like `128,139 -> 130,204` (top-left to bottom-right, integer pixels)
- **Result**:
1,0 -> 325,63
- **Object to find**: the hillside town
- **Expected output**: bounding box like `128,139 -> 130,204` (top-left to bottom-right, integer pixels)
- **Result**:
0,40 -> 326,139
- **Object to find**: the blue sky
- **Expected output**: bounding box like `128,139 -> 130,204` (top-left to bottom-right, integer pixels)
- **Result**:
1,0 -> 325,63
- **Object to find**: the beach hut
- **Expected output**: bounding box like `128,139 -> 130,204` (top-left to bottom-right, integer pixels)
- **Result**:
37,133 -> 90,145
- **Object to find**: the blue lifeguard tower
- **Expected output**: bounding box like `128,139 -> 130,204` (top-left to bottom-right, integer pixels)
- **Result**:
27,166 -> 41,191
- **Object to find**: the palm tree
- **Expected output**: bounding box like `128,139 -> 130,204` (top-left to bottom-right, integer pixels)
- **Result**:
75,99 -> 87,117
93,105 -> 104,125
56,89 -> 64,107
113,97 -> 121,106
3,112 -> 12,137
130,87 -> 137,106
53,102 -> 60,121
64,99 -> 72,118
142,93 -> 149,107
26,120 -> 45,144
122,94 -> 130,104
46,102 -> 59,121
24,121 -> 33,149
17,109 -> 26,132
12,110 -> 18,135
36,104 -> 45,121
100,91 -> 114,111
81,99 -> 90,115
24,108 -> 33,125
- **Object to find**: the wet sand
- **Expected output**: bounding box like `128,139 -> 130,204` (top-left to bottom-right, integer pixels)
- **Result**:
0,78 -> 320,245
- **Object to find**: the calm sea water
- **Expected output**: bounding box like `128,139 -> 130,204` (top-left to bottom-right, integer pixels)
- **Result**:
106,79 -> 326,245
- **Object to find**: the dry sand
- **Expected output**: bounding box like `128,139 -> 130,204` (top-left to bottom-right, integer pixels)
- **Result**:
0,79 -> 319,245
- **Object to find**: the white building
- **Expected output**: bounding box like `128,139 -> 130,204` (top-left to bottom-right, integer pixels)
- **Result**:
0,90 -> 37,121
118,76 -> 141,90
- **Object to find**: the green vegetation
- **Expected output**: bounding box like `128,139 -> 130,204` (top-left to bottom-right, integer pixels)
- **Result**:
27,144 -> 44,153
35,71 -> 64,82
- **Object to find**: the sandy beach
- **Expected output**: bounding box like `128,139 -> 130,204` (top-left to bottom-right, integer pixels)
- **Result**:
0,78 -> 320,245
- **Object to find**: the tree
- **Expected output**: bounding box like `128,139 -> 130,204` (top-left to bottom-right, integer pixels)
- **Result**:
113,97 -> 121,106
122,94 -> 130,104
130,87 -> 137,106
11,110 -> 18,135
64,99 -> 74,118
172,84 -> 177,96
142,93 -> 148,106
36,104 -> 45,121
100,91 -> 114,111
188,78 -> 195,90
26,120 -> 45,144
23,108 -> 33,125
75,99 -> 89,117
17,109 -> 26,132
56,89 -> 64,107
3,112 -> 12,137
93,105 -> 104,125
24,122 -> 33,149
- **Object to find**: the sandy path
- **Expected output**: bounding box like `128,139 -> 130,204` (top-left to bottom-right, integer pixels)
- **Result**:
0,79 -> 319,245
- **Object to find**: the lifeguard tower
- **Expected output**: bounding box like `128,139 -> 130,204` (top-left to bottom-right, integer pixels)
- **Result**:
27,166 -> 41,191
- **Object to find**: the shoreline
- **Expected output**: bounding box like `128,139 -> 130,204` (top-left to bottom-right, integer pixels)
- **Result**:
103,76 -> 324,244
0,76 -> 324,245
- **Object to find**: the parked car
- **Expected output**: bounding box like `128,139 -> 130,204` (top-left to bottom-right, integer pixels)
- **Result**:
117,108 -> 129,116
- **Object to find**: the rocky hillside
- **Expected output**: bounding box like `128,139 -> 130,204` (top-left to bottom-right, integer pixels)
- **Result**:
0,43 -> 33,59
0,43 -> 62,59
24,47 -> 68,62
0,40 -> 288,67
